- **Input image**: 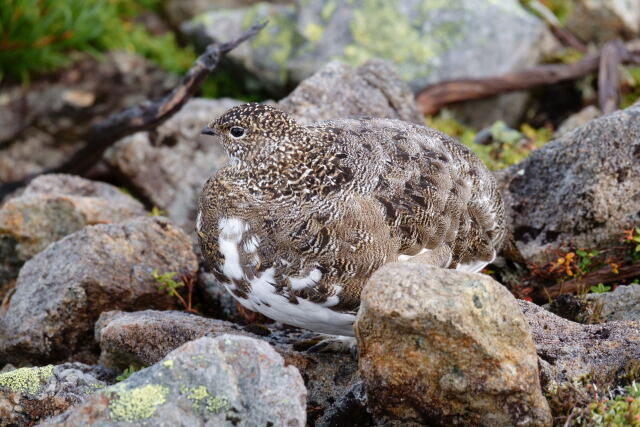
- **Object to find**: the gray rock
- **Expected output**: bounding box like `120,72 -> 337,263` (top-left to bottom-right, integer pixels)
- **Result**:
105,98 -> 242,233
500,103 -> 640,264
0,52 -> 177,184
356,263 -> 551,426
278,59 -> 423,125
554,105 -> 601,138
0,362 -> 112,426
518,300 -> 640,389
95,310 -> 358,423
164,0 -> 292,27
0,174 -> 146,297
183,0 -> 549,92
565,0 -> 640,43
585,285 -> 640,322
46,335 -> 306,426
0,217 -> 198,365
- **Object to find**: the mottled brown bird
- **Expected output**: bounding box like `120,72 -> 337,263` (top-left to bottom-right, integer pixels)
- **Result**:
197,103 -> 506,336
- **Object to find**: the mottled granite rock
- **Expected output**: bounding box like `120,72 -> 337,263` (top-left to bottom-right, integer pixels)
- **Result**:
0,174 -> 145,297
566,0 -> 640,43
279,59 -> 423,125
500,103 -> 640,264
45,336 -> 306,426
0,217 -> 197,365
356,263 -> 551,426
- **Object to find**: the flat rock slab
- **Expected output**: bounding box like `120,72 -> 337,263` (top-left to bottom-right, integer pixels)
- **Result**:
518,300 -> 640,389
356,263 -> 551,426
45,335 -> 307,426
0,217 -> 197,365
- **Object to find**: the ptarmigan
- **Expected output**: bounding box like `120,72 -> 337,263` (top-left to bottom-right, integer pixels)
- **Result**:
197,103 -> 506,337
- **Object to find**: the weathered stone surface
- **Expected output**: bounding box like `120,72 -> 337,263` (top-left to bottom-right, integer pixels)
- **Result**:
565,0 -> 640,43
500,104 -> 640,264
0,174 -> 145,296
518,300 -> 640,389
278,59 -> 423,125
105,98 -> 241,232
0,217 -> 197,365
586,284 -> 640,322
0,52 -> 177,184
46,336 -> 306,426
553,105 -> 601,138
95,309 -> 358,423
164,0 -> 291,26
356,263 -> 551,426
183,0 -> 549,93
95,310 -> 252,369
0,362 -> 112,426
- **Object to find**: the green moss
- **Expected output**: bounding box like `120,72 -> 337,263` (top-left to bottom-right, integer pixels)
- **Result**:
108,384 -> 168,422
574,382 -> 640,426
180,385 -> 229,413
0,365 -> 54,395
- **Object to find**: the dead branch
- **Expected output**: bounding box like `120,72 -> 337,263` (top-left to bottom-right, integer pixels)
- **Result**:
535,261 -> 640,301
598,40 -> 625,114
0,22 -> 266,199
415,40 -> 640,116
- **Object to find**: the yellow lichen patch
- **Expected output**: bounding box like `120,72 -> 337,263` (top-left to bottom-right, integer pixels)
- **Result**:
162,360 -> 173,368
108,384 -> 168,422
0,365 -> 54,395
181,385 -> 229,413
303,23 -> 324,43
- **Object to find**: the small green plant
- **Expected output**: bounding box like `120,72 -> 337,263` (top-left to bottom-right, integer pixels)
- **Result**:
590,283 -> 611,294
624,227 -> 640,262
116,365 -> 141,382
573,382 -> 640,426
148,206 -> 165,217
151,270 -> 197,313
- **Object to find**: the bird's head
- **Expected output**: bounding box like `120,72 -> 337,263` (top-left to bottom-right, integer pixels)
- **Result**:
201,103 -> 300,164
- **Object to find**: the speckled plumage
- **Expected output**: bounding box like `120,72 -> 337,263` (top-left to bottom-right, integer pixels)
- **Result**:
197,103 -> 506,336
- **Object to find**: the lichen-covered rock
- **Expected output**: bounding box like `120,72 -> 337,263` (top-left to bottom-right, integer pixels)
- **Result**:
565,0 -> 640,43
0,174 -> 145,297
105,98 -> 242,232
45,336 -> 306,426
278,59 -> 423,125
356,263 -> 551,426
0,363 -> 112,426
500,103 -> 640,264
518,300 -> 640,389
95,309 -> 358,423
183,0 -> 548,92
553,105 -> 601,138
0,217 -> 197,365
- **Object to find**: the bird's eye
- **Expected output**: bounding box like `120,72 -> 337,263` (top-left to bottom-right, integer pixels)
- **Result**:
229,127 -> 245,138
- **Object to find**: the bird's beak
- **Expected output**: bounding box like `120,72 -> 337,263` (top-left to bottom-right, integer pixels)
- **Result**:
201,125 -> 217,136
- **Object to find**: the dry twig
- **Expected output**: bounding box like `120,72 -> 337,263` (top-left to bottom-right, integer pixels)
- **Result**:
0,22 -> 266,199
415,40 -> 640,116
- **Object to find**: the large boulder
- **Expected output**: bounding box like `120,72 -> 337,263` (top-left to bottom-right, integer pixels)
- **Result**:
518,300 -> 640,390
0,217 -> 198,365
0,174 -> 145,297
500,104 -> 640,264
183,0 -> 549,93
94,309 -> 358,424
586,284 -> 640,322
0,363 -> 112,426
355,263 -> 551,426
45,336 -> 307,426
105,98 -> 242,232
279,59 -> 423,125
